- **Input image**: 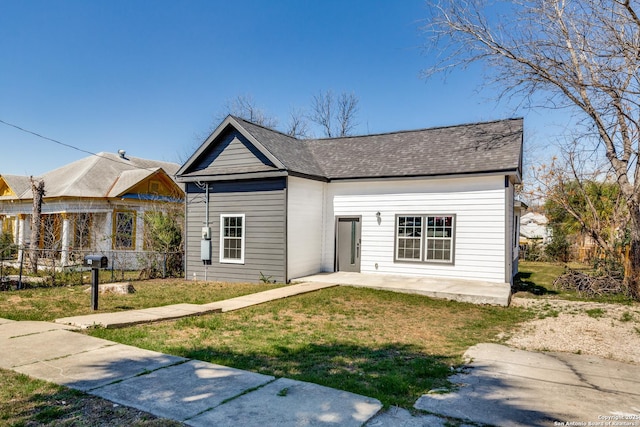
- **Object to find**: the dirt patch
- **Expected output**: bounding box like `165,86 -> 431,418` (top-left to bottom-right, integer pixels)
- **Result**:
506,297 -> 640,364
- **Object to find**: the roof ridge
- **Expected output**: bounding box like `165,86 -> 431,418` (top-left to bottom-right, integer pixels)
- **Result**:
308,117 -> 524,142
45,153 -> 104,196
231,114 -> 523,144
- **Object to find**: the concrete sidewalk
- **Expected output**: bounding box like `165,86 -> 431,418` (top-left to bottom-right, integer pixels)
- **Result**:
5,319 -> 638,427
0,318 -> 383,426
55,281 -> 337,329
415,343 -> 640,426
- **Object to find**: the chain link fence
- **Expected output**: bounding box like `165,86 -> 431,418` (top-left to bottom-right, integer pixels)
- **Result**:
0,244 -> 183,290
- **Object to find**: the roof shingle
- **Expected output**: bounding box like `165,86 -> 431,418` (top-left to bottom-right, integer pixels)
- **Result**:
231,116 -> 523,180
20,152 -> 181,199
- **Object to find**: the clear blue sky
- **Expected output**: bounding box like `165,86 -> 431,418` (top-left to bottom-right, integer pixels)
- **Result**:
1,0 -> 560,176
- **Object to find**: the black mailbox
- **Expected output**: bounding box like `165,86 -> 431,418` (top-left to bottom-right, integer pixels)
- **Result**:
83,255 -> 108,269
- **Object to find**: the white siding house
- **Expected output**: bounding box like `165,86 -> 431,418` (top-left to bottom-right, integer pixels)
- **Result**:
287,177 -> 325,279
321,176 -> 510,283
177,115 -> 523,287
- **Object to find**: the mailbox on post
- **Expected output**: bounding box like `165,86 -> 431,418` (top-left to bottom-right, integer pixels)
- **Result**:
84,255 -> 108,310
83,255 -> 108,269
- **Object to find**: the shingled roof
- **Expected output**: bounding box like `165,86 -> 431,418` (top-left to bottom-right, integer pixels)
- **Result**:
21,152 -> 181,199
0,174 -> 32,199
178,115 -> 523,182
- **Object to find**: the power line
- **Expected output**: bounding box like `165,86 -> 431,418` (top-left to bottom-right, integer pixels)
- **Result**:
0,118 -> 159,172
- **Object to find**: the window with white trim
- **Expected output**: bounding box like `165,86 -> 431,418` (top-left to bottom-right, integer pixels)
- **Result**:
220,214 -> 245,264
395,214 -> 455,264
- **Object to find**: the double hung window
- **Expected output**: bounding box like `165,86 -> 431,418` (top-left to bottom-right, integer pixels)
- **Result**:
220,214 -> 245,263
395,214 -> 455,264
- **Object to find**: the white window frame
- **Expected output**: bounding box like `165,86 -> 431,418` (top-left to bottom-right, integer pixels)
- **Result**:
394,214 -> 455,264
219,214 -> 245,264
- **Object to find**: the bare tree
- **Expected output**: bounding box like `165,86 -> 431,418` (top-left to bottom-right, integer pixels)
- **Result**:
29,177 -> 45,274
310,90 -> 333,137
285,107 -> 311,139
337,91 -> 359,137
208,91 -> 359,139
309,90 -> 359,137
424,0 -> 640,298
219,94 -> 278,128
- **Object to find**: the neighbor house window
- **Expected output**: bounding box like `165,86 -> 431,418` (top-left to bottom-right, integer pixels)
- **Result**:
395,214 -> 455,264
113,210 -> 135,250
220,214 -> 245,264
74,213 -> 92,249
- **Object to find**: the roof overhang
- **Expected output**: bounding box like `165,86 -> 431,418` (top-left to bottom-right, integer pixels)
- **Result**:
326,168 -> 521,183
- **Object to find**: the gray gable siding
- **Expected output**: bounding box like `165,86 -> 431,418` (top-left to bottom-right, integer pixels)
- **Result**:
185,178 -> 286,283
190,128 -> 277,176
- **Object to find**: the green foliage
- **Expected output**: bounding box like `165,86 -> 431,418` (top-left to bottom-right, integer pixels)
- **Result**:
545,180 -> 625,236
620,311 -> 633,322
259,272 -> 276,284
142,211 -> 184,277
545,226 -> 570,262
545,179 -> 628,268
143,211 -> 182,252
0,231 -> 16,260
521,240 -> 547,261
585,308 -> 605,319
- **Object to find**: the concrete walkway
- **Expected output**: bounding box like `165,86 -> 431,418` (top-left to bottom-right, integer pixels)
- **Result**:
55,281 -> 337,329
55,272 -> 510,330
295,271 -> 512,306
0,317 -> 382,426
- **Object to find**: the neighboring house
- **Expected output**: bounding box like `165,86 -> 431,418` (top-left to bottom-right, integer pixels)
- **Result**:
520,212 -> 552,245
0,152 -> 184,267
176,115 -> 524,286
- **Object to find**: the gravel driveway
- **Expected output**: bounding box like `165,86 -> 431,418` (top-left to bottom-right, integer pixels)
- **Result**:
507,296 -> 640,364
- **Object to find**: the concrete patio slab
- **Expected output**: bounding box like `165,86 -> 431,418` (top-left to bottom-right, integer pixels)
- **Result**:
93,360 -> 275,422
15,343 -> 185,391
294,272 -> 511,306
0,328 -> 114,369
414,343 -> 640,426
188,377 -> 382,427
0,317 -> 15,325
